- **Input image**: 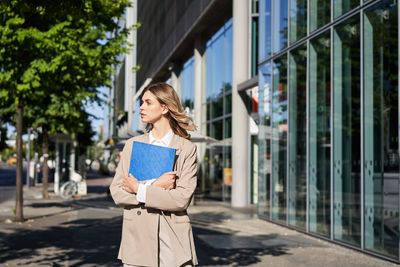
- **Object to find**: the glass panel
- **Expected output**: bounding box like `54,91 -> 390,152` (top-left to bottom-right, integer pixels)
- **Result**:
259,0 -> 272,60
223,145 -> 232,202
272,55 -> 288,223
288,43 -> 307,229
206,20 -> 232,100
224,117 -> 232,139
206,45 -> 213,101
209,145 -> 223,200
333,0 -> 359,19
212,36 -> 225,97
251,136 -> 259,204
364,2 -> 399,258
258,62 -> 272,217
309,0 -> 331,32
202,147 -> 211,195
212,97 -> 224,118
309,31 -> 331,237
252,16 -> 259,77
212,120 -> 223,140
225,94 -> 232,114
273,0 -> 288,53
224,25 -> 233,89
333,15 -> 361,246
252,0 -> 259,13
289,0 -> 307,43
181,57 -> 195,111
207,102 -> 211,121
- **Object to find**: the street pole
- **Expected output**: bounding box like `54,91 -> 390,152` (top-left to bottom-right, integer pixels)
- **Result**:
33,132 -> 38,186
26,128 -> 31,187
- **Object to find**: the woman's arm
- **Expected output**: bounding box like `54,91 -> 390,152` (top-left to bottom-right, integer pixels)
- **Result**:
109,140 -> 140,206
144,144 -> 197,212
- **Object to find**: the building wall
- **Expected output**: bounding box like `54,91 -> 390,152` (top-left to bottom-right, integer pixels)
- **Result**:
136,0 -> 232,87
258,0 -> 399,261
137,0 -> 213,86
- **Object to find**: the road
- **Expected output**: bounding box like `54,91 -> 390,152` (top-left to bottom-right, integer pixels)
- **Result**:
0,162 -> 27,186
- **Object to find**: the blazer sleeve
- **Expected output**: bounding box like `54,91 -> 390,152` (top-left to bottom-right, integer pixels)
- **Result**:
145,144 -> 197,212
109,140 -> 140,206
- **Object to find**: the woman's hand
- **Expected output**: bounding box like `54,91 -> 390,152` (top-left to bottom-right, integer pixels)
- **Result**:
122,174 -> 139,194
153,171 -> 177,190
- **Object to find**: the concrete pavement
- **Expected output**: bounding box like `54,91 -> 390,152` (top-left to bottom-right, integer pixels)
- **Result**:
0,175 -> 397,266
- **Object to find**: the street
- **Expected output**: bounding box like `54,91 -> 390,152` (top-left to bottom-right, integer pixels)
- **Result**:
0,166 -> 396,267
0,162 -> 26,186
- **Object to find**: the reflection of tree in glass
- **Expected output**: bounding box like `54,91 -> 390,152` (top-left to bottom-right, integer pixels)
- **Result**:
290,0 -> 307,43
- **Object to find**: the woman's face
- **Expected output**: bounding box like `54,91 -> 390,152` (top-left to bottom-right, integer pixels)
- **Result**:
140,91 -> 168,124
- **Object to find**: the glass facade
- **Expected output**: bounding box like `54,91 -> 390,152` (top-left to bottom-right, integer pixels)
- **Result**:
288,43 -> 307,229
181,56 -> 195,117
309,31 -> 331,237
363,1 -> 399,257
333,0 -> 359,18
273,0 -> 288,53
309,0 -> 330,32
333,14 -> 361,246
258,62 -> 272,217
252,0 -> 259,77
258,0 -> 400,261
203,19 -> 233,202
289,0 -> 307,43
271,55 -> 287,223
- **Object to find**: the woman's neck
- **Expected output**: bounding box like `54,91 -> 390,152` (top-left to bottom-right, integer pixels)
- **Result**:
151,117 -> 172,139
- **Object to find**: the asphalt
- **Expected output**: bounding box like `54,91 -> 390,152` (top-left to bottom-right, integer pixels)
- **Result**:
0,174 -> 397,267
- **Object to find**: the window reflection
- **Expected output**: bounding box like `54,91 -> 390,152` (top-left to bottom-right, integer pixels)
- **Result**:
309,31 -> 331,237
203,19 -> 233,202
333,15 -> 361,246
289,0 -> 307,43
309,0 -> 330,32
273,0 -> 288,53
259,0 -> 272,60
181,56 -> 195,117
288,43 -> 307,230
258,62 -> 272,217
364,1 -> 399,258
333,0 -> 359,18
272,55 -> 288,223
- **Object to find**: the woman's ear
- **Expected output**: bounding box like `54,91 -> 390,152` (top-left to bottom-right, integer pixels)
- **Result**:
161,104 -> 169,115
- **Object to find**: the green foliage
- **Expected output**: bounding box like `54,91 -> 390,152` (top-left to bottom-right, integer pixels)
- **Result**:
0,0 -> 136,143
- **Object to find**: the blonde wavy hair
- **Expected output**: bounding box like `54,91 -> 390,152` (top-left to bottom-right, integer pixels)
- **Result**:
142,82 -> 196,139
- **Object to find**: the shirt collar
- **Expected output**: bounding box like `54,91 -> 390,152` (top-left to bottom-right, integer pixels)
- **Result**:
149,129 -> 174,147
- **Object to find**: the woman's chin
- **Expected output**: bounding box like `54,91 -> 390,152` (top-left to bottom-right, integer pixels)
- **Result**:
141,118 -> 150,124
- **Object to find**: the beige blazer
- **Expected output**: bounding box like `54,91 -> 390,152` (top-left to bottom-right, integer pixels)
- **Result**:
109,133 -> 198,267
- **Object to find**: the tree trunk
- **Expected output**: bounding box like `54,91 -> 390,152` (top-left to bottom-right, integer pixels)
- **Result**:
42,126 -> 49,199
15,97 -> 24,222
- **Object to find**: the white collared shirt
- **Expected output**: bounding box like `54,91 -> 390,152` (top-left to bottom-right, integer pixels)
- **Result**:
136,129 -> 174,203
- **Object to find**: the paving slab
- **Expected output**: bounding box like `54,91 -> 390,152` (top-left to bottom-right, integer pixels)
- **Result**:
0,179 -> 397,266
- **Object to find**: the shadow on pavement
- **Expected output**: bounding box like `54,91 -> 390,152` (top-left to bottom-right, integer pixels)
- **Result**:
0,216 -> 123,266
27,202 -> 71,208
192,223 -> 290,266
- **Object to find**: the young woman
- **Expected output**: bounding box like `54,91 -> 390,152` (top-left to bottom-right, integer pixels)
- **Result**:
110,82 -> 198,267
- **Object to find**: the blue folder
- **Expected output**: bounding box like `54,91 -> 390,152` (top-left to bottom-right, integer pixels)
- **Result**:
128,141 -> 176,181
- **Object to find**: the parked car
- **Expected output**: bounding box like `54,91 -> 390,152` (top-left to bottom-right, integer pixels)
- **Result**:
7,157 -> 17,165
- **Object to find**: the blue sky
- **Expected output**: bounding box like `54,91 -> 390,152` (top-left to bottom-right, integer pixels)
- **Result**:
85,86 -> 110,140
6,87 -> 109,141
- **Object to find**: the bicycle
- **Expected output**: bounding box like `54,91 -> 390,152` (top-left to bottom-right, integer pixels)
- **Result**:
60,169 -> 83,200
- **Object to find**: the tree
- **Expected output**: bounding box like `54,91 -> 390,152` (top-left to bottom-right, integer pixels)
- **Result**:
0,0 -> 134,221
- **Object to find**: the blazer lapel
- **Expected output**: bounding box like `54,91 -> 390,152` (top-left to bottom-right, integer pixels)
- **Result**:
169,134 -> 181,155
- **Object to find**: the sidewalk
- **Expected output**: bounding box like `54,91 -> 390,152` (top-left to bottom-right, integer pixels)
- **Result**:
0,177 -> 396,267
